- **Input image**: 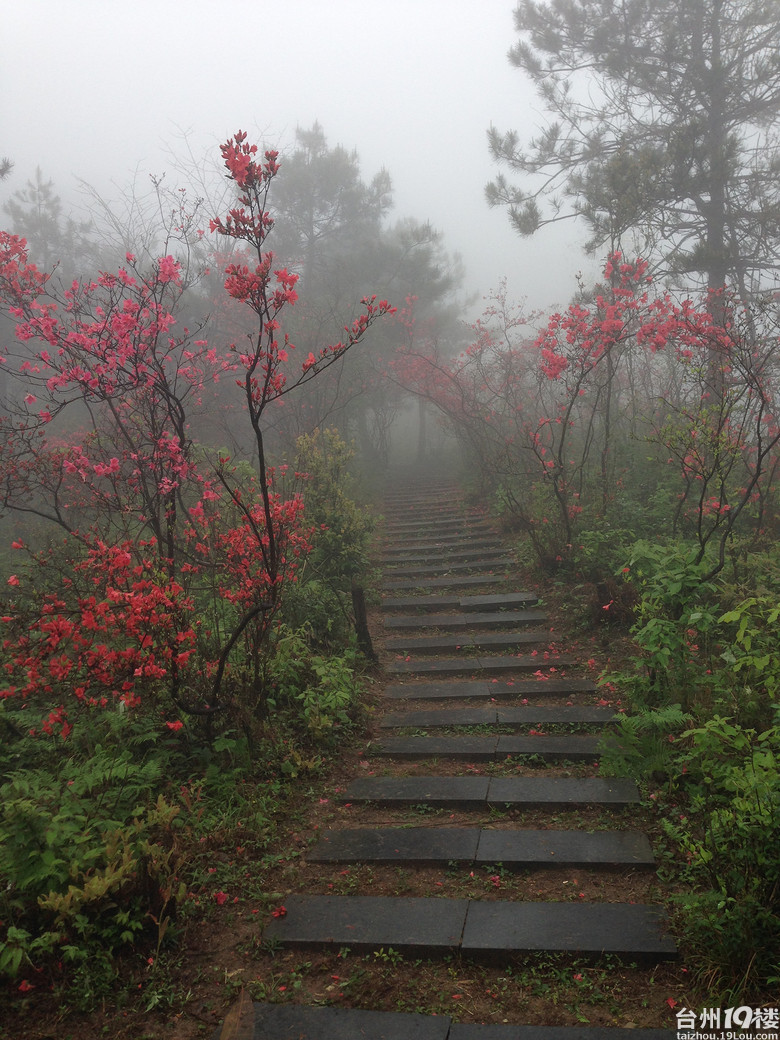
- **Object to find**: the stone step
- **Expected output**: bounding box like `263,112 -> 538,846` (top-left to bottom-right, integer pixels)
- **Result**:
233,1003 -> 677,1039
384,610 -> 548,630
383,504 -> 463,515
383,538 -> 502,554
461,593 -> 540,609
308,827 -> 655,868
450,1027 -> 675,1040
387,655 -> 575,676
382,592 -> 539,611
384,524 -> 492,538
380,706 -> 618,727
373,734 -> 602,761
262,895 -> 677,960
384,678 -> 597,700
384,631 -> 549,654
383,558 -> 515,577
342,776 -> 640,808
381,547 -> 505,564
383,516 -> 475,529
383,574 -> 515,591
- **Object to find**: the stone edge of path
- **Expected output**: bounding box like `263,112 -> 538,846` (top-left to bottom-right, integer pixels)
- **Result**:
215,1002 -> 678,1039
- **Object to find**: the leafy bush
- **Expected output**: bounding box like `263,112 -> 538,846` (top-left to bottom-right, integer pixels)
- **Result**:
666,717 -> 780,1000
718,596 -> 780,727
620,540 -> 720,709
265,625 -> 362,744
281,428 -> 375,647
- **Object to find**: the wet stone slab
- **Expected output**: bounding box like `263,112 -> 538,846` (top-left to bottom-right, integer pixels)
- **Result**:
380,707 -> 498,727
495,734 -> 603,760
381,547 -> 505,564
496,706 -> 617,725
449,1025 -> 676,1040
308,827 -> 482,864
383,519 -> 473,532
384,610 -> 548,630
380,706 -> 617,727
262,897 -> 676,961
221,1006 -> 677,1039
307,827 -> 654,869
383,574 -> 515,591
383,632 -> 548,653
383,538 -> 503,555
342,776 -> 491,808
382,594 -> 464,610
487,777 -> 639,807
342,776 -> 639,808
387,656 -> 575,676
374,735 -> 500,759
373,734 -> 603,762
461,901 -> 677,960
262,894 -> 469,954
474,829 -> 655,867
383,559 -> 515,577
383,680 -> 496,700
460,593 -> 540,610
383,678 -> 596,700
381,592 -> 539,611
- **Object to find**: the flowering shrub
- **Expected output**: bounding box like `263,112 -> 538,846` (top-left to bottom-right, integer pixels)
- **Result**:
396,256 -> 780,575
0,132 -> 394,736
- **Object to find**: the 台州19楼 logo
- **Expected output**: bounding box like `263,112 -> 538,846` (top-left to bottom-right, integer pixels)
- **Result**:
676,1006 -> 778,1040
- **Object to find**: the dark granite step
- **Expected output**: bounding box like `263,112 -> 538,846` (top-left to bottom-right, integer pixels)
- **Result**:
263,894 -> 468,954
462,901 -> 676,960
450,1028 -> 675,1040
383,518 -> 478,531
475,828 -> 654,867
383,574 -> 514,591
342,776 -> 640,808
383,538 -> 502,554
383,558 -> 515,577
308,827 -> 655,868
373,734 -> 602,761
216,1003 -> 677,1039
381,546 -> 504,563
382,706 -> 498,726
387,655 -> 574,676
461,593 -> 541,610
309,826 -> 482,864
262,895 -> 676,961
384,678 -> 597,700
382,592 -> 539,611
384,610 -> 548,630
384,631 -> 549,654
380,706 -> 617,727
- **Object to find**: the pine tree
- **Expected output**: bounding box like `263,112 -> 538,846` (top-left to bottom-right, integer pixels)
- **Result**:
487,0 -> 780,301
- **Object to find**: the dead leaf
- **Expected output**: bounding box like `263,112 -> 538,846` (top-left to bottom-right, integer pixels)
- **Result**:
216,987 -> 254,1040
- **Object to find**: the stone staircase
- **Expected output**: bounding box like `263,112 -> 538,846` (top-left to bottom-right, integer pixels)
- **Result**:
231,480 -> 677,1039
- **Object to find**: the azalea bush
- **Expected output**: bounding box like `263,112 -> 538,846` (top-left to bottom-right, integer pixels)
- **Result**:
0,131 -> 393,740
398,256 -> 780,578
0,134 -> 393,992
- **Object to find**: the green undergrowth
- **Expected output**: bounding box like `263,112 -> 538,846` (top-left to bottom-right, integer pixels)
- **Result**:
591,539 -> 780,1003
0,627 -> 371,1017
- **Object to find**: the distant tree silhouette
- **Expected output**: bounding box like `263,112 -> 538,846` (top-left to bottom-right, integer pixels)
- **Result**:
488,0 -> 780,303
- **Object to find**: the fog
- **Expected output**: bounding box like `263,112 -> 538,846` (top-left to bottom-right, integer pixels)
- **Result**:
3,0 -> 599,317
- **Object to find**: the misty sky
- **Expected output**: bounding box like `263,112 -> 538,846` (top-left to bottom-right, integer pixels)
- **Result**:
4,0 -> 599,315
